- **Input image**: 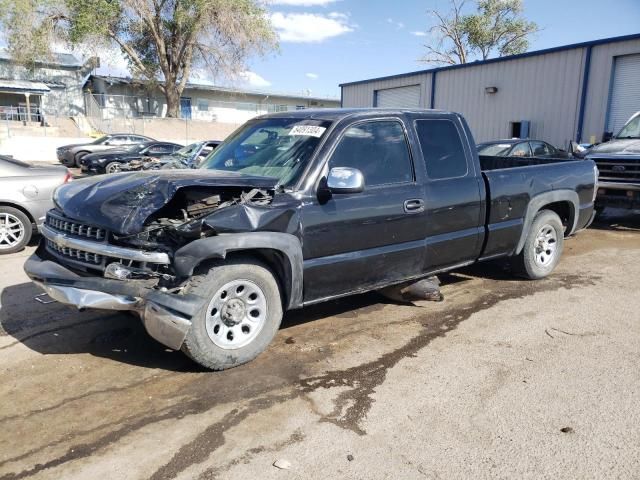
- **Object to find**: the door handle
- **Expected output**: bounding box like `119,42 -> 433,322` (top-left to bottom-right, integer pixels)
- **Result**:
403,198 -> 425,213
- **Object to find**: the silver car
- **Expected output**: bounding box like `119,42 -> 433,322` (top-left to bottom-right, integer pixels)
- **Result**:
0,156 -> 70,254
56,133 -> 155,167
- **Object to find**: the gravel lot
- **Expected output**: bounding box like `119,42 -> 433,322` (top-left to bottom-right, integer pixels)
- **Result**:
1,211 -> 639,480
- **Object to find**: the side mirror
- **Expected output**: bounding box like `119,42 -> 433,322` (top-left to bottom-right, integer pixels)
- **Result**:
327,167 -> 365,194
570,141 -> 587,158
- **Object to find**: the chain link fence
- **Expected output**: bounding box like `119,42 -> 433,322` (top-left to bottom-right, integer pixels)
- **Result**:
0,105 -> 83,138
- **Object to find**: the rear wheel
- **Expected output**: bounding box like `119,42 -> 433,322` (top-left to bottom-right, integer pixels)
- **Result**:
0,206 -> 32,254
181,257 -> 283,370
513,210 -> 564,279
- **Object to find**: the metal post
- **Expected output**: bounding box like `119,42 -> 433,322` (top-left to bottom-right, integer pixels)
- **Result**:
24,93 -> 31,123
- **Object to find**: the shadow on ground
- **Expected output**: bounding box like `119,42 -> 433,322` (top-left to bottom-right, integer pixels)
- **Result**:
0,250 -> 543,371
591,208 -> 640,232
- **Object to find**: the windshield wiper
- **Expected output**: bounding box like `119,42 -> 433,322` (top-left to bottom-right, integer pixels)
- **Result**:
616,136 -> 640,139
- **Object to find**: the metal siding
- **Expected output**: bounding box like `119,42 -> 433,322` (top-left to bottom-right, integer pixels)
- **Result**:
432,49 -> 585,147
341,73 -> 431,108
582,38 -> 640,143
606,54 -> 640,134
341,36 -> 640,145
376,85 -> 421,108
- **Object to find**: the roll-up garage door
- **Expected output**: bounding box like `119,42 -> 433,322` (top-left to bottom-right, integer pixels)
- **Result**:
607,54 -> 640,134
375,85 -> 421,108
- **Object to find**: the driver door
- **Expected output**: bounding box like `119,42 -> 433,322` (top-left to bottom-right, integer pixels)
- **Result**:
301,119 -> 427,302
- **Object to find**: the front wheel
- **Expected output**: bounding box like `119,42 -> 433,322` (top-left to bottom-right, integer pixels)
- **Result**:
0,206 -> 32,254
181,257 -> 283,370
513,210 -> 564,279
73,151 -> 88,167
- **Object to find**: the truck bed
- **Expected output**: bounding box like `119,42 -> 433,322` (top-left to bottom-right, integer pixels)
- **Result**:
478,157 -> 597,259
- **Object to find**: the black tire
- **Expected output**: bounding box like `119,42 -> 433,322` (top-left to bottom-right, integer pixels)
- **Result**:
513,209 -> 564,280
74,151 -> 89,167
105,161 -> 123,174
0,206 -> 32,254
181,257 -> 283,370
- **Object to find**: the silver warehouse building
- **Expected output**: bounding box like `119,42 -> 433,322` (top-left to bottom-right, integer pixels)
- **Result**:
340,33 -> 640,148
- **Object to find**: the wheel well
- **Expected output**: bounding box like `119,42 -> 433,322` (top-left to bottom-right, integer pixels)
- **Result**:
222,249 -> 292,308
0,202 -> 35,225
540,201 -> 574,233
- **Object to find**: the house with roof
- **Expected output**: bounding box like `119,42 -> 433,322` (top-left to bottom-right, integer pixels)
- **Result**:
0,51 -> 339,129
84,75 -> 339,125
0,51 -> 96,123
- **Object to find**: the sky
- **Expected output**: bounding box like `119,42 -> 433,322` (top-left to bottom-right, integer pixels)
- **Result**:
91,0 -> 640,99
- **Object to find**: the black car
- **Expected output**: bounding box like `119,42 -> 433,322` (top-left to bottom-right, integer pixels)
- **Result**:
477,139 -> 571,159
56,133 -> 155,167
81,141 -> 183,174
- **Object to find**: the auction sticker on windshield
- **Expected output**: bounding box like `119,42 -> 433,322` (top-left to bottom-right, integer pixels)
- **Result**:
289,125 -> 327,137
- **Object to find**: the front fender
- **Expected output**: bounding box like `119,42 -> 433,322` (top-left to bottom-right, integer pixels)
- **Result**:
174,232 -> 304,309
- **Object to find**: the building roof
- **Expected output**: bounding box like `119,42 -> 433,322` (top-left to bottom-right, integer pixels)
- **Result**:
0,79 -> 50,94
0,49 -> 83,69
340,32 -> 640,87
89,75 -> 340,103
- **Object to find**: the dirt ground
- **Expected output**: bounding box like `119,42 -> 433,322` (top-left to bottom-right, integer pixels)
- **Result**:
1,211 -> 639,480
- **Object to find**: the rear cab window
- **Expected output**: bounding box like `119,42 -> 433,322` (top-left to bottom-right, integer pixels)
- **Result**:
414,119 -> 469,179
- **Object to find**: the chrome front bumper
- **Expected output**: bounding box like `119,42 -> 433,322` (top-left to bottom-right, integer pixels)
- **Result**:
25,252 -> 199,351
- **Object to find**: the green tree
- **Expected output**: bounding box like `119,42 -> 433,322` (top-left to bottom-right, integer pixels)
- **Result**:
0,0 -> 277,117
420,0 -> 538,65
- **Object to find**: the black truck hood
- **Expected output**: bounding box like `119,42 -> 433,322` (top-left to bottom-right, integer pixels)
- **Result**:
54,170 -> 278,235
588,138 -> 640,156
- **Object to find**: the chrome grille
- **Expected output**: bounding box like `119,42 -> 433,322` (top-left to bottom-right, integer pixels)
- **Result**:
46,239 -> 103,265
46,212 -> 106,241
592,157 -> 640,182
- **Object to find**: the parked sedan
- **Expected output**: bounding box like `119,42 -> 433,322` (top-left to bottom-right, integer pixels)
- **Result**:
0,156 -> 70,254
81,141 -> 183,174
56,133 -> 155,167
477,139 -> 571,159
149,140 -> 222,170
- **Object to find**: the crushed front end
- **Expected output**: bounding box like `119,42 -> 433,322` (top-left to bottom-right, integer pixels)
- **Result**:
24,171 -> 283,351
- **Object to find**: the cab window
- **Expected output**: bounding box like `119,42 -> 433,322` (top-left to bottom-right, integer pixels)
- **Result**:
415,119 -> 468,179
329,120 -> 414,186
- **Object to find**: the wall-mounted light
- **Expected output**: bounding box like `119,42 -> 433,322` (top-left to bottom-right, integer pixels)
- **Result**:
485,86 -> 498,94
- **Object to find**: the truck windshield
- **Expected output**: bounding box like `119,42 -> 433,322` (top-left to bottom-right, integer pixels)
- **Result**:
200,118 -> 331,187
617,115 -> 640,139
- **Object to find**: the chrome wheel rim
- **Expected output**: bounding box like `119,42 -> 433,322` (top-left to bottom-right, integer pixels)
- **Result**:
205,279 -> 267,350
0,213 -> 25,250
106,163 -> 121,174
534,223 -> 557,267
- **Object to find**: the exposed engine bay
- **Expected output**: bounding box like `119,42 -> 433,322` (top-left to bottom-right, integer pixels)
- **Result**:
111,187 -> 274,252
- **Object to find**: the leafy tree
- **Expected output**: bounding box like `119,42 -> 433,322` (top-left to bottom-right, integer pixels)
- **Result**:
420,0 -> 538,65
0,0 -> 277,117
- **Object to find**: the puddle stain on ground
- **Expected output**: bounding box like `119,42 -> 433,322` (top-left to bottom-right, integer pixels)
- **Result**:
297,273 -> 598,436
0,272 -> 599,480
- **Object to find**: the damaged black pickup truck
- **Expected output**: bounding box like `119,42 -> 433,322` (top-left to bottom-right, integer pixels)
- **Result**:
25,109 -> 598,370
